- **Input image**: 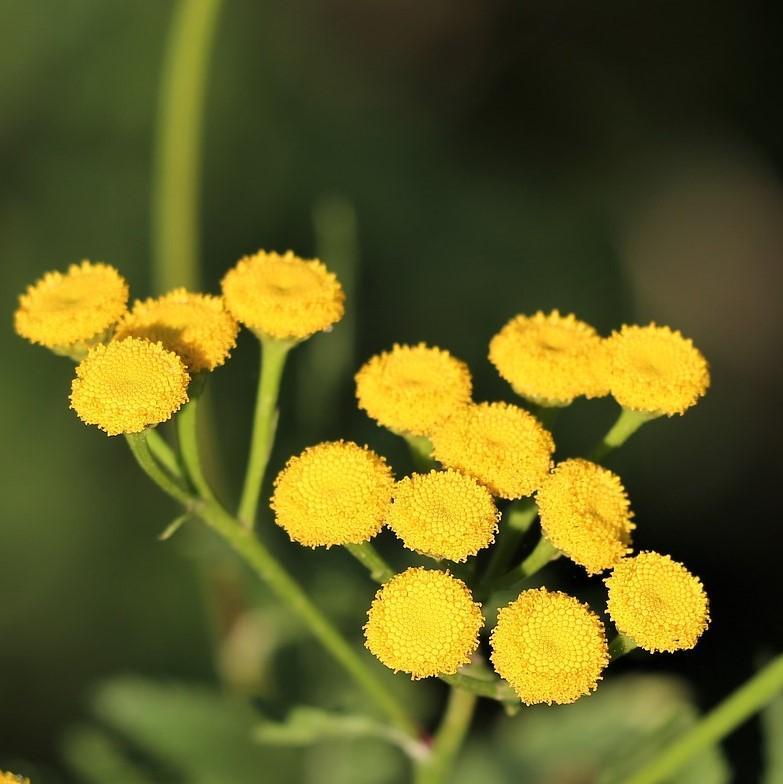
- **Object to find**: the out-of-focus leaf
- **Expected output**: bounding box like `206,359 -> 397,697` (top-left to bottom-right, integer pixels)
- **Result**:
61,726 -> 152,784
303,737 -> 409,784
762,689 -> 783,784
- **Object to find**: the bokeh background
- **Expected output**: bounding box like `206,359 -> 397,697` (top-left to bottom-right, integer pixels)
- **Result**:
2,1 -> 782,782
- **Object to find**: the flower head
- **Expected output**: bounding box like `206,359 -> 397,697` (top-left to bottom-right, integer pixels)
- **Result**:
490,588 -> 609,705
604,324 -> 709,415
430,402 -> 554,499
0,773 -> 30,784
221,250 -> 344,341
70,337 -> 190,436
387,470 -> 499,562
605,551 -> 710,652
364,568 -> 483,679
114,289 -> 238,372
271,441 -> 394,547
355,343 -> 472,436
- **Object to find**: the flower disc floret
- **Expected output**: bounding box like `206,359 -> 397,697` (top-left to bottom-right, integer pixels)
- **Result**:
1,772 -> 30,784
490,588 -> 608,705
387,470 -> 499,562
221,250 -> 344,340
271,441 -> 394,547
605,551 -> 710,652
69,338 -> 189,436
364,568 -> 483,679
355,343 -> 472,436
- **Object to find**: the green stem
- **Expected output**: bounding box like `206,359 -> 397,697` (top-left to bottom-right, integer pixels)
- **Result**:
480,499 -> 538,590
491,536 -> 560,593
404,434 -> 436,473
125,431 -> 193,506
608,632 -> 638,660
146,428 -> 181,477
589,408 -> 659,462
440,672 -> 518,705
344,542 -> 395,583
176,374 -> 216,501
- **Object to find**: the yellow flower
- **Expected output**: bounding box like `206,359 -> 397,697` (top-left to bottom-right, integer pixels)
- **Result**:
605,551 -> 710,652
604,324 -> 710,416
536,459 -> 634,574
489,310 -> 608,406
387,470 -> 499,562
70,337 -> 190,436
430,402 -> 554,499
221,250 -> 344,341
490,588 -> 609,705
0,773 -> 30,784
14,261 -> 129,357
270,441 -> 394,547
364,567 -> 483,679
355,343 -> 472,436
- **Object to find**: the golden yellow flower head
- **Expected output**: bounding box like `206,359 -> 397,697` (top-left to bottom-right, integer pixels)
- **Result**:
430,402 -> 554,499
364,567 -> 483,679
489,310 -> 608,406
605,551 -> 710,653
14,261 -> 129,356
221,250 -> 344,341
114,289 -> 238,373
387,470 -> 499,562
355,343 -> 472,436
604,324 -> 710,416
0,773 -> 30,784
490,588 -> 609,705
70,337 -> 190,436
270,441 -> 394,548
536,459 -> 634,574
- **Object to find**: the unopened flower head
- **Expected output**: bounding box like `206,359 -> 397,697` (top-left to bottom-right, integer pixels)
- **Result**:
115,289 -> 238,372
0,773 -> 30,784
387,470 -> 499,562
355,343 -> 472,436
605,551 -> 710,652
221,250 -> 344,341
364,567 -> 483,679
430,401 -> 554,499
490,588 -> 609,705
70,337 -> 190,436
271,441 -> 394,548
604,324 -> 709,416
536,459 -> 634,574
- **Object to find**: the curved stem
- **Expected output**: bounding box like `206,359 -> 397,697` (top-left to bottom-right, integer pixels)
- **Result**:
177,375 -> 216,501
344,542 -> 395,583
404,434 -> 436,473
480,499 -> 538,590
146,428 -> 181,477
609,632 -> 638,661
125,431 -> 193,506
440,672 -> 518,705
589,408 -> 659,462
490,535 -> 560,594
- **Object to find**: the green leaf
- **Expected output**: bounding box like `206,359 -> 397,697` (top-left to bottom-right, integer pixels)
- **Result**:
61,726 -> 152,784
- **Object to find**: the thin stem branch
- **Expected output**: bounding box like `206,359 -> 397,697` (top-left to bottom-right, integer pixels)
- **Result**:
404,434 -> 436,473
589,408 -> 659,462
146,428 -> 181,477
176,375 -> 216,501
344,542 -> 395,583
491,536 -> 560,593
480,498 -> 538,590
608,632 -> 638,661
440,672 -> 518,705
125,431 -> 193,506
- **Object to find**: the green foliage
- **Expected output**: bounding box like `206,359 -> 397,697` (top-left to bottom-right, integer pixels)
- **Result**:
762,688 -> 783,784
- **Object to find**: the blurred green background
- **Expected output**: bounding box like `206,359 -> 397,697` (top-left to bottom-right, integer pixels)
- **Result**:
2,1 -> 782,781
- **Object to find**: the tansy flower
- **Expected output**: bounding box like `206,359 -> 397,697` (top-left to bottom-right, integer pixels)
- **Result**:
387,470 -> 499,562
489,310 -> 608,406
605,551 -> 710,653
355,343 -> 472,436
270,441 -> 394,547
536,459 -> 634,574
604,324 -> 709,416
221,250 -> 344,341
114,289 -> 238,372
430,402 -> 554,499
364,568 -> 483,679
0,773 -> 30,784
14,261 -> 128,357
70,337 -> 190,436
490,588 -> 609,705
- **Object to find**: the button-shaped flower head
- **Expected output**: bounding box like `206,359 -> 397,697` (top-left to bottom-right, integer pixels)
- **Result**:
1,772 -> 30,784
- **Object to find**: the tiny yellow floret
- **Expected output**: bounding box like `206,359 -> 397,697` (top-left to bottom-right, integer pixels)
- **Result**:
221,250 -> 344,341
0,773 -> 30,784
355,343 -> 472,436
604,324 -> 709,415
536,459 -> 634,574
605,551 -> 710,653
430,402 -> 554,499
70,338 -> 190,436
364,568 -> 483,679
271,441 -> 394,547
490,588 -> 609,705
387,470 -> 499,562
115,289 -> 238,372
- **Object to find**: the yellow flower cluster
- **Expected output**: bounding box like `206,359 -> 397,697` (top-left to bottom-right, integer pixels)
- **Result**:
0,773 -> 30,784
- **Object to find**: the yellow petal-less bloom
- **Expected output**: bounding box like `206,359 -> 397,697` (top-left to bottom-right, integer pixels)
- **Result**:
430,402 -> 554,499
604,324 -> 710,416
536,459 -> 634,574
364,568 -> 483,679
387,470 -> 499,562
221,250 -> 344,341
270,441 -> 394,548
14,261 -> 129,356
489,310 -> 608,406
490,588 -> 609,705
0,773 -> 30,784
355,343 -> 472,436
114,289 -> 238,372
605,551 -> 710,652
70,338 -> 190,436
